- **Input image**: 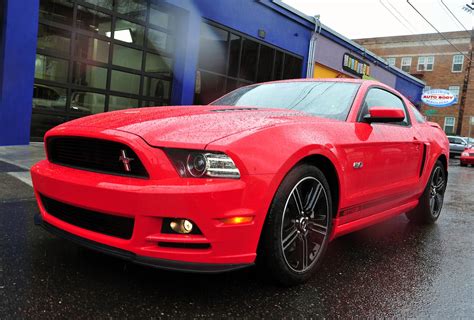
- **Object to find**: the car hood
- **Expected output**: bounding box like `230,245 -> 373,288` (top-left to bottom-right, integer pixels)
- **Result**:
61,106 -> 318,149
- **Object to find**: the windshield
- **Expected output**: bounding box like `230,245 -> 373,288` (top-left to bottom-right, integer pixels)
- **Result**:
211,81 -> 360,120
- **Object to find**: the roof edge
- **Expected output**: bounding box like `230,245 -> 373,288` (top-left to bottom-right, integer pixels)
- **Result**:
271,0 -> 425,86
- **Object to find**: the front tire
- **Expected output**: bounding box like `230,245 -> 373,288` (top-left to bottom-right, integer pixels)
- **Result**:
406,160 -> 446,224
258,164 -> 332,286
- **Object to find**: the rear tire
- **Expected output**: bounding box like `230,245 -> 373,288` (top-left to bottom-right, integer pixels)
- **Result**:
406,160 -> 446,224
258,164 -> 332,286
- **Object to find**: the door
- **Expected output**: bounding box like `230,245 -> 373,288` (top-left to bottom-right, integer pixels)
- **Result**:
341,87 -> 424,221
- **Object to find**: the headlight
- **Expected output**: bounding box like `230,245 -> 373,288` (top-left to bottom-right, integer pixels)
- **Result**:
461,151 -> 469,157
165,149 -> 240,179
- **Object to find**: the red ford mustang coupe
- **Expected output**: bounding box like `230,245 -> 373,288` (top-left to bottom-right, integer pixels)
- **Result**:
31,79 -> 449,285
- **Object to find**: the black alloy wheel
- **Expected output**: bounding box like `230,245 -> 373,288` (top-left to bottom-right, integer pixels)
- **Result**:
407,160 -> 447,224
258,164 -> 332,286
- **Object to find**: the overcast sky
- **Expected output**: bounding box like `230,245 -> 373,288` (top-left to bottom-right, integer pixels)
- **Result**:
283,0 -> 472,39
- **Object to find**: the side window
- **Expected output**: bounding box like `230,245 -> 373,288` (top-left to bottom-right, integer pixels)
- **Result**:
409,105 -> 426,123
448,137 -> 455,143
360,88 -> 409,126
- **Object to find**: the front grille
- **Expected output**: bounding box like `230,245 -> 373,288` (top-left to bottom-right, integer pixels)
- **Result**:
47,137 -> 149,178
40,194 -> 134,240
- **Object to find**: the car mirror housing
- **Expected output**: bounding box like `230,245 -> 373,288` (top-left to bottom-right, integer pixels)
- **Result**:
364,107 -> 405,123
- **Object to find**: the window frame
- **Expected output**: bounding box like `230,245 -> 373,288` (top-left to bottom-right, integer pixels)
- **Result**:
417,56 -> 434,71
386,57 -> 396,67
451,54 -> 464,73
357,86 -> 412,127
400,56 -> 412,72
444,117 -> 455,133
448,85 -> 460,103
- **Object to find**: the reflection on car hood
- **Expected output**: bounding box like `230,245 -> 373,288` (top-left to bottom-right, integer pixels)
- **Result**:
60,106 -> 325,148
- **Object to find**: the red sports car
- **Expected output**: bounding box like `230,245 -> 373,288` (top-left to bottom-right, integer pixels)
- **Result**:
460,147 -> 474,166
31,79 -> 449,285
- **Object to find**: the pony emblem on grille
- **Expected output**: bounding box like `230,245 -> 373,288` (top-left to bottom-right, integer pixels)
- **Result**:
119,150 -> 134,172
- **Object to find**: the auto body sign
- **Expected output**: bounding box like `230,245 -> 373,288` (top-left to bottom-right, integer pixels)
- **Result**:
421,89 -> 456,107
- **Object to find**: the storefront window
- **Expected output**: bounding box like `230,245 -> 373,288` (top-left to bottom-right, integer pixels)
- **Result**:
196,21 -> 303,104
109,95 -> 138,111
76,5 -> 112,35
75,34 -> 109,63
110,70 -> 140,95
199,24 -> 229,75
114,19 -> 145,45
149,5 -> 173,30
37,24 -> 71,55
70,91 -> 105,114
257,46 -> 274,82
83,0 -> 113,10
39,0 -> 73,25
116,0 -> 147,22
112,44 -> 143,70
35,54 -> 68,82
145,52 -> 172,76
32,0 -> 175,140
72,63 -> 107,89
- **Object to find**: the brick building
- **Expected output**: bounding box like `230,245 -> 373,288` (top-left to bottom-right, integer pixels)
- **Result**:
356,31 -> 474,138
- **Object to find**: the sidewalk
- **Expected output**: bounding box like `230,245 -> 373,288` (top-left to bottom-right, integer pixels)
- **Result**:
0,142 -> 45,186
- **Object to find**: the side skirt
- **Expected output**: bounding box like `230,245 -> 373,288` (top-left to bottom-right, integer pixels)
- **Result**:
330,200 -> 418,240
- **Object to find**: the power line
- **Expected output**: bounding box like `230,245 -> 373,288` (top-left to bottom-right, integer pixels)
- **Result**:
379,0 -> 441,51
406,0 -> 471,62
386,0 -> 418,32
439,0 -> 470,34
379,0 -> 415,34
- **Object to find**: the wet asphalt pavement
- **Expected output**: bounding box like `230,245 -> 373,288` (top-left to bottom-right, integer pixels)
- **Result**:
0,159 -> 473,319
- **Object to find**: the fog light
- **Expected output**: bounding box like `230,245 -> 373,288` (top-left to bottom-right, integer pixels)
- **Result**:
220,216 -> 254,225
170,219 -> 194,234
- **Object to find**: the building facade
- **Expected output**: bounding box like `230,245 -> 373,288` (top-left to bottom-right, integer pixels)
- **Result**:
356,32 -> 474,138
0,0 -> 424,146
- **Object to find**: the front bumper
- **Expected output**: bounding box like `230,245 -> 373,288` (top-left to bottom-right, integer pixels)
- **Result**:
31,132 -> 275,269
34,214 -> 252,273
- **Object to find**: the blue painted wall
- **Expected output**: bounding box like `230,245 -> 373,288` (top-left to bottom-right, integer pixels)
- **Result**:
395,76 -> 423,106
0,0 -> 39,146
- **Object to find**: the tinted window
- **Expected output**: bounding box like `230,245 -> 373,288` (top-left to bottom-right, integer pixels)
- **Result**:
240,39 -> 258,81
410,105 -> 426,123
211,81 -> 360,121
257,46 -> 274,82
361,88 -> 409,126
284,54 -> 302,79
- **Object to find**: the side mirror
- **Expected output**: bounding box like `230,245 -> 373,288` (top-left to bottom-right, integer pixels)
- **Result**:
364,107 -> 405,123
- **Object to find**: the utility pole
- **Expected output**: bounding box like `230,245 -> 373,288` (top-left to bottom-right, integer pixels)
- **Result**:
457,2 -> 474,136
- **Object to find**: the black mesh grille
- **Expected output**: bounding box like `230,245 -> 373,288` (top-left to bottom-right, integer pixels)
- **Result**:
40,194 -> 134,240
47,137 -> 149,178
